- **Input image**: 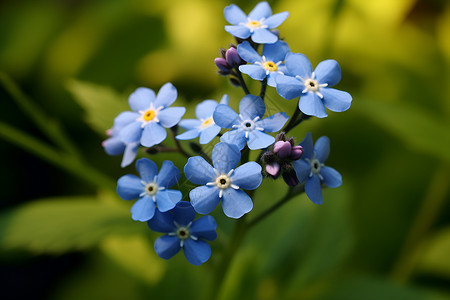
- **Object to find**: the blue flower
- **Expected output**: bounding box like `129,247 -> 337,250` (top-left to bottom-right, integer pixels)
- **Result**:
293,133 -> 342,204
148,201 -> 217,266
213,95 -> 288,150
276,53 -> 352,118
184,142 -> 262,218
176,95 -> 229,144
238,40 -> 290,87
117,158 -> 182,222
224,2 -> 289,44
118,83 -> 186,147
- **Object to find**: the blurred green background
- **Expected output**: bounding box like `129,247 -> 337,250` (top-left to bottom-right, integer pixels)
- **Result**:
1,0 -> 449,299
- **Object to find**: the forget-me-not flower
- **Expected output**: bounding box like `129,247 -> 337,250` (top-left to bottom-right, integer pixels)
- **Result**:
293,133 -> 342,204
185,142 -> 262,218
176,95 -> 229,144
238,40 -> 290,87
117,158 -> 182,221
118,83 -> 186,147
213,95 -> 288,150
148,201 -> 217,266
224,2 -> 289,44
276,53 -> 352,118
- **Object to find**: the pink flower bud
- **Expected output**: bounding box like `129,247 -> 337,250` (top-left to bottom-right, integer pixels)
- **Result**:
265,162 -> 281,177
273,141 -> 292,158
290,145 -> 303,160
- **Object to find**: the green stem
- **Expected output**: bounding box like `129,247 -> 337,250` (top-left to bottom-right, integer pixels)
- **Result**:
170,126 -> 191,159
260,78 -> 267,100
389,165 -> 450,282
283,104 -> 301,133
234,67 -> 250,95
0,72 -> 81,159
0,121 -> 115,190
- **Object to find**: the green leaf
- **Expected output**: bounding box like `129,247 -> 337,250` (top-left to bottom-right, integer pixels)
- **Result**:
355,99 -> 450,163
65,79 -> 129,134
418,227 -> 450,279
0,196 -> 144,254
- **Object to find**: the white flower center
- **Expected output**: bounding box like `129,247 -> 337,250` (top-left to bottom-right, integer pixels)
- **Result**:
139,176 -> 165,202
137,102 -> 164,128
168,221 -> 198,247
296,72 -> 328,99
232,115 -> 265,138
305,155 -> 324,180
206,169 -> 240,198
255,56 -> 283,75
240,18 -> 268,32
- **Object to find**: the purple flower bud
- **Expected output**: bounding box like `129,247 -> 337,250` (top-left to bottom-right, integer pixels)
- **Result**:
225,47 -> 243,67
290,145 -> 303,160
265,162 -> 281,177
282,169 -> 299,187
215,58 -> 231,74
273,141 -> 292,158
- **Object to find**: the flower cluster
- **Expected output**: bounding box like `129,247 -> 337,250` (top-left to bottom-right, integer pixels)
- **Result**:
104,1 -> 351,266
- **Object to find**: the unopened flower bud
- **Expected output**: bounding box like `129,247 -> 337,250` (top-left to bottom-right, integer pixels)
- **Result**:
225,47 -> 243,67
282,169 -> 299,187
290,145 -> 303,160
229,77 -> 241,87
275,131 -> 286,142
215,58 -> 232,74
266,162 -> 281,178
273,141 -> 292,158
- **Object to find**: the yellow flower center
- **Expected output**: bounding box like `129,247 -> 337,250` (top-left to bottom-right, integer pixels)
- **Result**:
143,110 -> 155,121
262,61 -> 278,72
246,20 -> 262,28
201,117 -> 214,128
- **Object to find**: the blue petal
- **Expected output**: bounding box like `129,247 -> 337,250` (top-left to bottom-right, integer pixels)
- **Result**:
257,112 -> 288,132
321,166 -> 342,188
225,25 -> 251,39
120,121 -> 142,144
237,41 -> 262,64
172,201 -> 196,226
140,122 -> 167,147
190,186 -> 221,215
231,162 -> 262,190
117,174 -> 144,200
158,107 -> 186,128
224,4 -> 247,25
154,82 -> 177,108
157,160 -> 180,188
239,94 -> 265,120
222,188 -> 253,218
299,132 -> 314,159
299,93 -> 327,118
264,11 -> 289,29
114,111 -> 139,130
305,175 -> 323,204
239,65 -> 267,81
212,142 -> 241,172
262,40 -> 290,62
247,130 -> 275,150
276,75 -> 303,100
155,190 -> 182,212
251,28 -> 278,44
190,215 -> 217,241
136,157 -> 158,182
220,130 -> 247,150
219,94 -> 229,105
266,72 -> 279,87
314,59 -> 341,87
183,239 -> 211,266
248,1 -> 272,20
285,52 -> 312,78
103,137 -> 125,156
176,128 -> 200,140
154,235 -> 181,260
195,100 -> 218,119
321,88 -> 352,112
184,156 -> 215,185
128,88 -> 154,112
179,119 -> 202,130
213,104 -> 240,128
199,125 -> 221,144
147,209 -> 174,233
131,195 -> 156,221
121,142 -> 139,168
314,136 -> 330,163
293,159 -> 311,183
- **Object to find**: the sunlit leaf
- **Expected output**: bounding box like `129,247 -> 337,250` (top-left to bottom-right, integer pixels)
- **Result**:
418,227 -> 450,279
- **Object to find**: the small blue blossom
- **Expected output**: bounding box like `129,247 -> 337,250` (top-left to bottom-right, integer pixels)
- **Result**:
224,2 -> 288,44
238,40 -> 290,87
148,201 -> 217,266
176,95 -> 229,144
117,158 -> 182,222
213,95 -> 288,150
185,142 -> 262,218
276,53 -> 352,118
118,83 -> 186,147
293,133 -> 342,204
